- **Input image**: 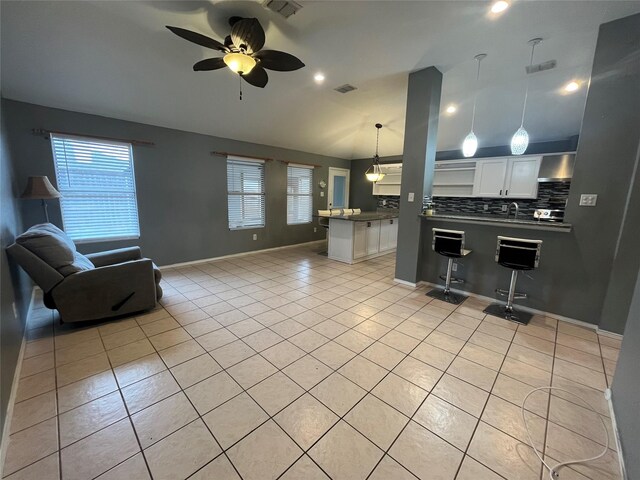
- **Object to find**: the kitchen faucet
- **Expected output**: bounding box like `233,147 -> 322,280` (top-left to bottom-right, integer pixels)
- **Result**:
506,202 -> 519,219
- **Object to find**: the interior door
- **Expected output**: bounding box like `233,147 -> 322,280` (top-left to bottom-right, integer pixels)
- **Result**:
328,167 -> 350,209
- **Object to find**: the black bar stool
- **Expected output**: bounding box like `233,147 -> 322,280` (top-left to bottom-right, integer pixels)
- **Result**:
484,236 -> 542,325
426,228 -> 471,305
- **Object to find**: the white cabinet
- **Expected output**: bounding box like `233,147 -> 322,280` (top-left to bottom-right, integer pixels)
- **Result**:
504,157 -> 541,198
432,160 -> 477,197
379,218 -> 399,252
472,156 -> 541,199
329,218 -> 398,264
373,163 -> 402,196
472,158 -> 509,197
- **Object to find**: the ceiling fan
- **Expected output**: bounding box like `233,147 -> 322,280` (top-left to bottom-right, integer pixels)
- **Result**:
166,16 -> 304,96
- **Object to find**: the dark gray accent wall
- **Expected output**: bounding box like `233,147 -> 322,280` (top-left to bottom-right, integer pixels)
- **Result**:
612,270 -> 640,480
435,136 -> 579,161
2,99 -> 350,266
583,13 -> 640,333
395,67 -> 442,283
1,103 -> 31,436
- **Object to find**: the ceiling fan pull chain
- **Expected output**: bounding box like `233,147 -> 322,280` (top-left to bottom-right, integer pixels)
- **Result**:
239,75 -> 243,101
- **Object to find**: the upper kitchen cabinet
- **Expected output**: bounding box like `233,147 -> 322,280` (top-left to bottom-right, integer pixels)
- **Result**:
432,160 -> 477,197
472,156 -> 541,199
372,163 -> 402,195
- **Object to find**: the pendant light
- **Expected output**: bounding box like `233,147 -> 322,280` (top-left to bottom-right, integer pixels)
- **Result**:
462,54 -> 486,158
511,38 -> 541,155
365,123 -> 385,182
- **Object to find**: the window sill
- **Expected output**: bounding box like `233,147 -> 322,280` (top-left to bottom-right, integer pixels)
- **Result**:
74,235 -> 140,244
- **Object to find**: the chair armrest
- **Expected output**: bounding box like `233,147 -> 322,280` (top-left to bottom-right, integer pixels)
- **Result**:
51,259 -> 157,322
86,247 -> 142,267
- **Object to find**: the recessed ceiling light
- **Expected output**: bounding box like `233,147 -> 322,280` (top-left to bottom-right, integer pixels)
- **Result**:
446,105 -> 457,114
564,81 -> 580,92
314,73 -> 325,84
491,0 -> 509,13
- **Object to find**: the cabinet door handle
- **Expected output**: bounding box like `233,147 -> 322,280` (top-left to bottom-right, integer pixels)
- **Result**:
367,222 -> 371,227
505,190 -> 509,196
499,189 -> 502,196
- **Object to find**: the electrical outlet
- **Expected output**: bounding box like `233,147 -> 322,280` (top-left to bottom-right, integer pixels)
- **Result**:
12,302 -> 18,318
501,205 -> 508,212
382,199 -> 387,206
314,227 -> 317,233
579,194 -> 598,206
452,262 -> 458,272
252,234 -> 257,241
408,192 -> 415,202
483,204 -> 489,211
320,191 -> 324,197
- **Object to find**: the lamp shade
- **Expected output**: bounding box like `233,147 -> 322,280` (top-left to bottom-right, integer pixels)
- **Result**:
21,176 -> 61,199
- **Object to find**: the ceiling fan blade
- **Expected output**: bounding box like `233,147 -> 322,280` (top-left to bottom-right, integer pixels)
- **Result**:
241,65 -> 268,88
166,26 -> 227,52
193,57 -> 226,71
230,18 -> 265,54
255,50 -> 305,72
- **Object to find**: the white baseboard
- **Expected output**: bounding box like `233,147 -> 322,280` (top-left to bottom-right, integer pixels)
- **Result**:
605,388 -> 627,480
393,278 -> 419,288
596,328 -> 624,340
159,240 -> 326,270
0,287 -> 37,478
419,280 -> 599,330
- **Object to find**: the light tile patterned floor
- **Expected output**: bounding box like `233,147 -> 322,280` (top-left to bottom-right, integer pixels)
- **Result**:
3,243 -> 623,480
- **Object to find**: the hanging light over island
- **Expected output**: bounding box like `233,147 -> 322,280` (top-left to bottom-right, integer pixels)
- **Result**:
461,53 -> 487,158
365,123 -> 386,182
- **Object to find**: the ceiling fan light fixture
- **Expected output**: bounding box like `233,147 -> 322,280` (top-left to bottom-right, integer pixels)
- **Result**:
223,52 -> 256,74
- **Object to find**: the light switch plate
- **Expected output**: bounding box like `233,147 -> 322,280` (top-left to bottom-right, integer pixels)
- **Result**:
408,192 -> 415,202
580,194 -> 598,206
252,234 -> 257,240
320,191 -> 324,197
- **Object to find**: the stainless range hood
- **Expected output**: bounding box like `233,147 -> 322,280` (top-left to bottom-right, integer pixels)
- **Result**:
537,154 -> 576,182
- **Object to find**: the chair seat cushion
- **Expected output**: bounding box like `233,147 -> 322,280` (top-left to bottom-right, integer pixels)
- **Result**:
16,223 -> 94,276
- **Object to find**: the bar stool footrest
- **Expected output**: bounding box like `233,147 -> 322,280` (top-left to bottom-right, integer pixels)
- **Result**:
440,275 -> 465,284
483,303 -> 532,325
495,289 -> 527,299
426,288 -> 467,305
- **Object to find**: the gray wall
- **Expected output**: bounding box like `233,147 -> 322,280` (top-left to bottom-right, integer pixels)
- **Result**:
582,13 -> 640,333
349,155 -> 402,212
611,269 -> 640,480
2,99 -> 350,266
1,103 -> 32,436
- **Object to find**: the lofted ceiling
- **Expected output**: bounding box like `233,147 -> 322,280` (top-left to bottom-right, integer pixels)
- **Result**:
2,1 -> 639,159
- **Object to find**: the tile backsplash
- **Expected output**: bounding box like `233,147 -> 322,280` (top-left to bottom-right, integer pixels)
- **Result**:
377,182 -> 571,220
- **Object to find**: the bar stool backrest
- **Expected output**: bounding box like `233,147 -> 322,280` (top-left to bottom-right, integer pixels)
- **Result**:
495,236 -> 542,270
432,228 -> 465,257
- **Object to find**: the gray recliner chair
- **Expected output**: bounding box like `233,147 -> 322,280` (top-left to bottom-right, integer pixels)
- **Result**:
7,223 -> 162,324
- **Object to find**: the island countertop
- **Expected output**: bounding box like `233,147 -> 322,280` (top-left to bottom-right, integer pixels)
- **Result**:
421,213 -> 572,232
323,212 -> 399,222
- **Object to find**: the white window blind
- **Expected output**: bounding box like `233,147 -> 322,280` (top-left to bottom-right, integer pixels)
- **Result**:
50,134 -> 140,243
227,157 -> 265,229
287,164 -> 313,225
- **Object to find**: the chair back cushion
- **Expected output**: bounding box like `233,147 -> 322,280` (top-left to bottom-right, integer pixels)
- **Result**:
16,223 -> 94,276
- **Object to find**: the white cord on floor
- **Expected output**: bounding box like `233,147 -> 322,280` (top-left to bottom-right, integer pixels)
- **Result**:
521,386 -> 610,479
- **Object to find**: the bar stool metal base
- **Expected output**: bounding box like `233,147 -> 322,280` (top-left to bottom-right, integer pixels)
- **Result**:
427,288 -> 467,305
483,303 -> 533,325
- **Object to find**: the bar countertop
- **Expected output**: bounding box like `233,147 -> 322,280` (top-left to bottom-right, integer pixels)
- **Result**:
323,211 -> 399,222
421,213 -> 572,232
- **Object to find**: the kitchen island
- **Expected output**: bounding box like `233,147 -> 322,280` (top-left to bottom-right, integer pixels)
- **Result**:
422,213 -> 572,232
326,212 -> 399,264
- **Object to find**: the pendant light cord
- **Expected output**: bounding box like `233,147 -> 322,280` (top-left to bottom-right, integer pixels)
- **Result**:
470,55 -> 484,132
520,41 -> 538,127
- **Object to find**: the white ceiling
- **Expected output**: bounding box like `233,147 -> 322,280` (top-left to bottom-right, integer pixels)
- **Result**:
2,1 -> 639,159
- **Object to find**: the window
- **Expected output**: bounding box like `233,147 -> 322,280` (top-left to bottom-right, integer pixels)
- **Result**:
287,164 -> 313,225
50,134 -> 140,243
227,157 -> 265,229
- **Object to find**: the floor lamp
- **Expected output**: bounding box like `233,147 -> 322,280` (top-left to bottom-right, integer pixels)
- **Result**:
21,176 -> 61,223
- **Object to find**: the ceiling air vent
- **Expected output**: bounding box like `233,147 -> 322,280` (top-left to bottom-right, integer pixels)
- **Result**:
334,84 -> 358,94
263,0 -> 302,19
526,59 -> 557,74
